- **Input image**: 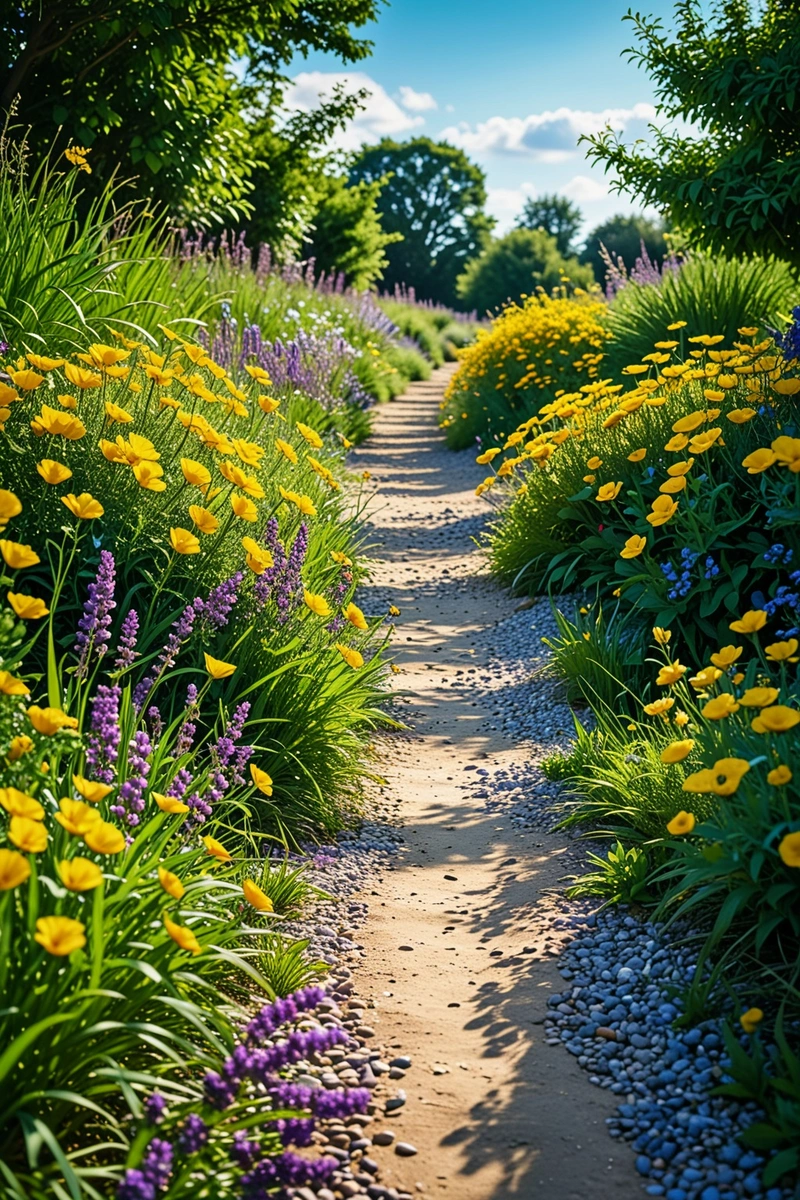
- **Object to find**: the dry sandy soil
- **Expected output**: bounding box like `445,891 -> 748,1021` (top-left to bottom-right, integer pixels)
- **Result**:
342,366 -> 644,1199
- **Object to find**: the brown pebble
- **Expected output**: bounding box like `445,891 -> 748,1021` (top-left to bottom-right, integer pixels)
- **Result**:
596,1026 -> 617,1041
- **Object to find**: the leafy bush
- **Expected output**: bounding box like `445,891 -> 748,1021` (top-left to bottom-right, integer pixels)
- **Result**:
565,840 -> 654,905
440,290 -> 610,449
582,213 -> 668,284
455,228 -> 594,316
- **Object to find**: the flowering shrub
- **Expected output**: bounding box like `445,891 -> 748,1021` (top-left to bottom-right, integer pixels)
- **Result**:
439,289 -> 610,449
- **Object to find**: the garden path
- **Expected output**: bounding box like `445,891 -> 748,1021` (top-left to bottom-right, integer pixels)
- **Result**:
345,366 -> 644,1200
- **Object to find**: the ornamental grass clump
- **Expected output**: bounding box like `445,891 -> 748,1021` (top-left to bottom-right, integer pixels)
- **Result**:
439,289 -> 610,449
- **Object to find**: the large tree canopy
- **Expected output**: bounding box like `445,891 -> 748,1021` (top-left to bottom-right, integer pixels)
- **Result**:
457,228 -> 594,315
349,136 -> 494,306
1,0 -> 380,222
515,193 -> 583,257
584,0 -> 800,265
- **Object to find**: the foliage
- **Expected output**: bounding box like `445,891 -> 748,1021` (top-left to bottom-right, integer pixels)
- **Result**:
455,228 -> 594,316
583,2 -> 800,265
349,137 -> 494,307
302,174 -> 401,291
582,213 -> 668,284
604,252 -> 798,382
1,0 -> 380,223
440,289 -> 609,450
565,840 -> 654,905
516,193 -> 583,256
542,602 -> 649,711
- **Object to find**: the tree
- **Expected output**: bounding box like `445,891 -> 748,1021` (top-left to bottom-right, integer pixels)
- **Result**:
349,137 -> 494,306
582,214 -> 667,284
1,1 -> 380,222
516,193 -> 583,256
456,228 -> 594,315
302,175 -> 401,290
583,1 -> 800,265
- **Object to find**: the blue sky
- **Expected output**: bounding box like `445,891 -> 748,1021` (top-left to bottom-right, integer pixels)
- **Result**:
287,0 -> 684,238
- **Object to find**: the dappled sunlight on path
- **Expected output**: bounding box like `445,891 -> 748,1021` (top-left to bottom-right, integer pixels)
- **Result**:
343,367 -> 644,1199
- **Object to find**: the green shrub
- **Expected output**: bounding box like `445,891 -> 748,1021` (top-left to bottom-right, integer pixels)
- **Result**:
456,228 -> 594,315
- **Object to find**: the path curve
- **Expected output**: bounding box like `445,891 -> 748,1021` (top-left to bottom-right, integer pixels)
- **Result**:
347,365 -> 644,1200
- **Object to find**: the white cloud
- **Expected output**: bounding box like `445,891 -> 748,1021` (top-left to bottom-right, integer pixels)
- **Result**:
439,103 -> 657,159
486,184 -> 537,232
561,174 -> 609,203
284,71 -> 424,151
397,85 -> 437,112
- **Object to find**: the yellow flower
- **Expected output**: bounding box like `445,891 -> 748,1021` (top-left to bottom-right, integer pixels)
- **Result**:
596,481 -> 622,502
672,411 -> 706,433
8,815 -> 48,852
243,878 -> 274,911
476,448 -> 501,464
59,857 -> 104,891
181,458 -> 211,488
189,505 -> 219,535
659,475 -> 686,494
666,811 -> 696,835
245,364 -> 272,385
8,591 -> 49,619
335,643 -> 364,670
742,448 -> 777,474
656,661 -> 687,686
740,1008 -> 764,1034
258,395 -> 280,414
739,686 -> 780,707
0,848 -> 31,890
643,697 -> 675,716
63,363 -> 102,389
170,527 -> 201,555
279,486 -> 317,517
0,669 -> 29,695
710,645 -> 742,669
35,915 -> 86,956
767,764 -> 792,786
164,913 -> 201,954
304,589 -> 331,617
627,448 -> 647,462
688,428 -> 722,455
778,830 -> 800,867
0,489 -> 22,523
72,775 -> 113,803
27,705 -> 77,735
660,739 -> 694,764
10,367 -> 44,391
275,438 -> 298,464
765,638 -> 799,663
26,353 -> 65,371
773,379 -> 800,396
204,652 -> 236,680
202,835 -> 232,863
62,492 -> 104,519
683,757 -> 750,796
771,435 -> 800,472
343,602 -> 368,630
250,764 -> 274,796
233,438 -> 265,468
132,461 -> 167,492
8,734 -> 34,760
36,459 -> 73,485
55,798 -> 101,836
0,786 -> 44,820
664,433 -> 690,452
646,495 -> 679,527
586,456 -> 603,470
241,536 -> 273,575
667,320 -> 687,330
159,865 -> 185,900
84,342 -> 129,368
230,494 -> 258,522
702,693 -> 740,719
751,706 -> 800,734
153,792 -> 190,814
389,604 -> 400,617
219,461 -> 264,498
673,709 -> 690,728
296,421 -> 323,448
729,609 -> 768,634
105,400 -> 133,425
83,821 -> 126,854
622,364 -> 649,376
56,393 -> 78,409
727,408 -> 757,424
653,627 -> 672,645
0,539 -> 40,570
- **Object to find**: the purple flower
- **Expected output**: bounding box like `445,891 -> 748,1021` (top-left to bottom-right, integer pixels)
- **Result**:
111,730 -> 152,827
117,1138 -> 173,1199
230,1131 -> 261,1169
175,683 -> 199,755
146,706 -> 163,742
143,1093 -> 167,1126
115,608 -> 140,671
254,518 -> 287,608
272,1117 -> 315,1147
177,1114 -> 208,1155
85,683 -> 121,783
195,572 -> 243,632
133,602 -> 197,711
75,550 -> 117,677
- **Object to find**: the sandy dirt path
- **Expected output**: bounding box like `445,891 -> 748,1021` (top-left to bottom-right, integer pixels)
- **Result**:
347,365 -> 643,1200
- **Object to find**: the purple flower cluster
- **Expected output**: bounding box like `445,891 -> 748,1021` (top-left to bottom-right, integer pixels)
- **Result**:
253,518 -> 287,608
133,601 -> 197,711
195,572 -> 243,633
249,519 -> 310,623
774,305 -> 800,363
167,765 -> 210,829
271,1117 -> 315,1147
213,701 -> 252,787
326,567 -> 353,635
240,1150 -> 339,1197
175,683 -> 199,756
246,986 -> 326,1042
111,730 -> 152,827
144,1093 -> 167,1126
114,608 -> 140,670
117,1137 -> 173,1200
85,683 -> 121,783
177,1113 -> 208,1155
267,1080 -> 371,1121
75,550 -> 117,677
